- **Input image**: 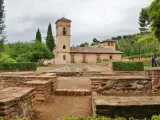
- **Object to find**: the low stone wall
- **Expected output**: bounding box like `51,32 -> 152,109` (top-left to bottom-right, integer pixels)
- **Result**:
47,71 -> 144,77
114,71 -> 144,76
145,69 -> 160,93
55,89 -> 91,96
24,80 -> 52,102
0,75 -> 58,93
92,95 -> 160,118
90,76 -> 151,95
0,87 -> 35,119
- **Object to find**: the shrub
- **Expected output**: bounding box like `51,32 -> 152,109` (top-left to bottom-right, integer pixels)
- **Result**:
112,61 -> 144,71
152,115 -> 160,120
0,54 -> 16,62
0,62 -> 38,71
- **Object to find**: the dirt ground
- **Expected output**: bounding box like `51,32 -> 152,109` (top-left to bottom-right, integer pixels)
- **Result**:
35,77 -> 92,120
58,77 -> 91,89
36,95 -> 92,120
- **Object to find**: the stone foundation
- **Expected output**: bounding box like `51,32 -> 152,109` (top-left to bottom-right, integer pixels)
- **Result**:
90,76 -> 151,95
92,95 -> 160,119
24,80 -> 52,102
55,89 -> 91,96
0,87 -> 35,120
0,75 -> 58,93
114,71 -> 144,76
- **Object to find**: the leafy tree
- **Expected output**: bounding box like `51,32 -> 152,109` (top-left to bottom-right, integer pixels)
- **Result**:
91,38 -> 100,46
5,42 -> 53,62
116,34 -> 158,57
46,23 -> 55,52
139,8 -> 150,34
79,42 -> 89,47
111,36 -> 123,40
30,41 -> 53,62
35,28 -> 42,42
117,36 -> 122,40
111,37 -> 116,40
149,0 -> 160,50
0,54 -> 16,62
0,0 -> 6,55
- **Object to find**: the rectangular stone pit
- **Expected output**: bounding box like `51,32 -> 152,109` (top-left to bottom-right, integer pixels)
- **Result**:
24,80 -> 52,102
0,87 -> 35,120
92,95 -> 160,119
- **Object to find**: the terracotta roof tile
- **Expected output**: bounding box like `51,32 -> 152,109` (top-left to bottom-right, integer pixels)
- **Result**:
56,17 -> 71,24
100,40 -> 116,43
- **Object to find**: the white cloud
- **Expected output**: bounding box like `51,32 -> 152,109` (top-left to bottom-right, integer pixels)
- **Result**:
4,0 -> 153,45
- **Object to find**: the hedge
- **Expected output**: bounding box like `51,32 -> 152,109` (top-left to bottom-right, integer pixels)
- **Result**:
64,115 -> 160,120
0,62 -> 38,71
112,61 -> 144,71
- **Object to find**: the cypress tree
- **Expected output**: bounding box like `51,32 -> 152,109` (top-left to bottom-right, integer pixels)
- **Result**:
35,28 -> 42,42
0,0 -> 6,55
139,8 -> 150,34
46,23 -> 55,52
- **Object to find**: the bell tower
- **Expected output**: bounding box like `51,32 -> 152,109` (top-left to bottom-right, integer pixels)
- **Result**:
54,17 -> 71,65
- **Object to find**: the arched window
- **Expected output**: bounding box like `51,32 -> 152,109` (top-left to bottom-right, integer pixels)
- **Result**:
63,55 -> 66,60
63,45 -> 66,49
63,27 -> 66,35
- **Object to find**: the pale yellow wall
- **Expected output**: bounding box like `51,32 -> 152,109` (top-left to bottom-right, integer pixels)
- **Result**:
55,36 -> 70,52
55,53 -> 71,65
54,20 -> 71,65
72,54 -> 97,63
100,42 -> 116,51
71,53 -> 122,63
100,54 -> 121,60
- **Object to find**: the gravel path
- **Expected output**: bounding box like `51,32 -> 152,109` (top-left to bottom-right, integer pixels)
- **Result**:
36,95 -> 92,120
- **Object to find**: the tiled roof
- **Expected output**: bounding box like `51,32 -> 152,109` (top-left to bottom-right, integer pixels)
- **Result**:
56,17 -> 71,24
70,47 -> 122,54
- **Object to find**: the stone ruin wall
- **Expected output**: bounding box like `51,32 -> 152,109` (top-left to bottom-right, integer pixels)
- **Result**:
0,75 -> 58,92
0,87 -> 36,120
91,77 -> 152,95
91,69 -> 160,95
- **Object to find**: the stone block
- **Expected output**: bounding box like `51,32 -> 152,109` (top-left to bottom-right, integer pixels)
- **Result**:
24,80 -> 52,103
0,87 -> 35,119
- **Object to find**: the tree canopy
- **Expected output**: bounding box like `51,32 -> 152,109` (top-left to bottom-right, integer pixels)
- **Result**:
91,38 -> 100,46
79,42 -> 89,47
5,42 -> 53,62
148,0 -> 160,48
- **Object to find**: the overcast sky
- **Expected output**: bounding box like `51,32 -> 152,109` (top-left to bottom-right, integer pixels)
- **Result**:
5,0 -> 153,45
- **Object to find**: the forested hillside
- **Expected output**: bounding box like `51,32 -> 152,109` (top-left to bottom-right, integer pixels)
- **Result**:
114,0 -> 160,59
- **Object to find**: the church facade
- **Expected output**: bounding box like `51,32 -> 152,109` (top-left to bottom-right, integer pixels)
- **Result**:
53,17 -> 122,65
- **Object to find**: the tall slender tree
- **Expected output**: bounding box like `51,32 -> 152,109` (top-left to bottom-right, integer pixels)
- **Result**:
0,0 -> 6,55
139,8 -> 150,34
46,23 -> 55,52
35,28 -> 42,42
